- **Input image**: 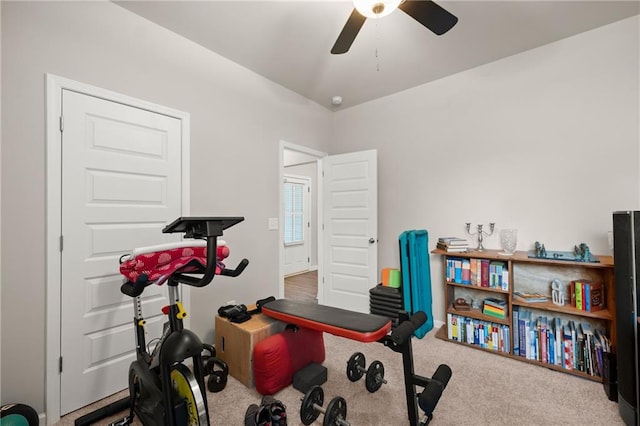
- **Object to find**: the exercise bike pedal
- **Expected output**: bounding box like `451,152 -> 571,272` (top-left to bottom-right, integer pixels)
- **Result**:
108,415 -> 132,426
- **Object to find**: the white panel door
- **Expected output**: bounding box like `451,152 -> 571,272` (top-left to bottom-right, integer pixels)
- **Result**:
322,150 -> 377,313
60,89 -> 182,414
283,176 -> 311,276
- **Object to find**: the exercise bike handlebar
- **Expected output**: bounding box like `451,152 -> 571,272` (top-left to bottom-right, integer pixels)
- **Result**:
219,258 -> 249,277
163,217 -> 248,288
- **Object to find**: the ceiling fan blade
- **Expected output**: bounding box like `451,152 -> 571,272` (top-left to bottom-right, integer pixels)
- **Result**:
331,9 -> 367,54
398,0 -> 458,35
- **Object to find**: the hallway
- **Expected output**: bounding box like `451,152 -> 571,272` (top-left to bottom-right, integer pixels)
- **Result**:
284,270 -> 317,303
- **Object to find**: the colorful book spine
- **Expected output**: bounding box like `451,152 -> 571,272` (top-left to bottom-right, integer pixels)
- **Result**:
454,259 -> 462,283
575,282 -> 583,310
584,282 -> 591,311
481,259 -> 490,287
512,307 -> 519,355
462,259 -> 471,284
470,259 -> 478,286
540,317 -> 548,363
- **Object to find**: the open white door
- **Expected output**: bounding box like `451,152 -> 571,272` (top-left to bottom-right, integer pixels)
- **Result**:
321,150 -> 377,313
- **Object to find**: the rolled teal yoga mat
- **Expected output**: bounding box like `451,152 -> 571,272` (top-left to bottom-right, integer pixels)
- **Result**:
399,229 -> 433,338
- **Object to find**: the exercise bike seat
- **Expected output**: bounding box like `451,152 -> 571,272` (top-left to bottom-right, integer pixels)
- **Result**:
261,299 -> 392,343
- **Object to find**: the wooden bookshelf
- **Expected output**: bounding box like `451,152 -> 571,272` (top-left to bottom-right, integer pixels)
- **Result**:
433,248 -> 615,382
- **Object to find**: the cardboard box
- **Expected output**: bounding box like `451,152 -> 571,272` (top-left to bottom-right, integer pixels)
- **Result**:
214,312 -> 286,388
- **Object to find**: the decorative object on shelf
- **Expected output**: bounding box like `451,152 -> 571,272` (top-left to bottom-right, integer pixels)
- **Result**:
574,243 -> 591,261
534,241 -> 547,258
499,229 -> 518,255
465,222 -> 495,251
551,278 -> 565,306
453,298 -> 470,311
529,242 -> 600,263
471,298 -> 481,310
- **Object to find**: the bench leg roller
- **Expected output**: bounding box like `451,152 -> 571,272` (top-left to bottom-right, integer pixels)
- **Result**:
418,364 -> 452,419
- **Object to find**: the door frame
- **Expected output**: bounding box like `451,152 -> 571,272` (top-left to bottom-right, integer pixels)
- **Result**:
45,74 -> 191,424
283,174 -> 311,276
278,141 -> 326,301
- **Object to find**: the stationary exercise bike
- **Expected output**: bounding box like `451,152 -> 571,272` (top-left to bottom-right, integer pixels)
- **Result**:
108,217 -> 248,426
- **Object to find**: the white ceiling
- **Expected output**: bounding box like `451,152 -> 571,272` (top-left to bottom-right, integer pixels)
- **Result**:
115,1 -> 639,110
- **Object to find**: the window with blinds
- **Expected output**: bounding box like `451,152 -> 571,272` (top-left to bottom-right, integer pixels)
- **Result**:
284,180 -> 304,245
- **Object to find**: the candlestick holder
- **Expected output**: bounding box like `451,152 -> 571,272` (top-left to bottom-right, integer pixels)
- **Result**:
466,222 -> 495,251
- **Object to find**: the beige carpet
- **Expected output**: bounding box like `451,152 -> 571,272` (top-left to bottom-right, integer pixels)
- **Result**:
58,328 -> 623,425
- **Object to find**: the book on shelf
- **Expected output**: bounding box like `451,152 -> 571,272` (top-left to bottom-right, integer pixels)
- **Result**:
446,312 -> 510,353
513,291 -> 549,303
512,309 -> 607,377
437,237 -> 470,252
482,298 -> 507,318
512,306 -> 520,355
438,237 -> 469,246
483,308 -> 506,319
483,297 -> 507,308
436,242 -> 469,252
570,280 -> 605,312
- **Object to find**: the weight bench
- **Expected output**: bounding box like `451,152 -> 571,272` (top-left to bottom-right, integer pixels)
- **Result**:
261,299 -> 451,426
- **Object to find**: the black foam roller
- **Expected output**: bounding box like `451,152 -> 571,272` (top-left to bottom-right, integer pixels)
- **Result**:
418,382 -> 443,415
432,364 -> 452,388
410,311 -> 427,328
389,311 -> 429,345
418,364 -> 452,416
390,320 -> 414,345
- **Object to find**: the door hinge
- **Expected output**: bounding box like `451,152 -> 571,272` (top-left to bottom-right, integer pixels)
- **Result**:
59,235 -> 64,252
59,116 -> 64,132
59,356 -> 63,373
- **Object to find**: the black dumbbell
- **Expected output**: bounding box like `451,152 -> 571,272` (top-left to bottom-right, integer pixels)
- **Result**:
346,352 -> 388,393
300,385 -> 350,426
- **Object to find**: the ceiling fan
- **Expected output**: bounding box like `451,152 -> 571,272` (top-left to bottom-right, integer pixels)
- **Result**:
331,0 -> 458,54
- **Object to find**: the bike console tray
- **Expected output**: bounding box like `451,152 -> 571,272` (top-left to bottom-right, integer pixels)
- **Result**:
163,216 -> 244,238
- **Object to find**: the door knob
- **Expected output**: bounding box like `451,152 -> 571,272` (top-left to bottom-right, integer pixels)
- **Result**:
369,238 -> 376,244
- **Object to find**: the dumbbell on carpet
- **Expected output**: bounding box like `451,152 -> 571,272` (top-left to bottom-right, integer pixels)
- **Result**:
346,352 -> 387,393
300,385 -> 350,426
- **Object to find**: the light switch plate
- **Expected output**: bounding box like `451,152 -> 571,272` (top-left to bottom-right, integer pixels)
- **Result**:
268,217 -> 278,230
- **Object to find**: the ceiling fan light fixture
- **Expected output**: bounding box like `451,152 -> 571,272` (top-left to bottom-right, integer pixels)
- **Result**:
353,0 -> 402,19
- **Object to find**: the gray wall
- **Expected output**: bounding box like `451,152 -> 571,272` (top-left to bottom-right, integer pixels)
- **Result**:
1,1 -> 638,420
0,1 -> 331,414
331,16 -> 640,326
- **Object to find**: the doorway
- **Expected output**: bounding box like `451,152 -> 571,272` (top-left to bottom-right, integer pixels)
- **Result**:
278,143 -> 379,312
279,141 -> 325,303
284,270 -> 318,303
283,175 -> 311,276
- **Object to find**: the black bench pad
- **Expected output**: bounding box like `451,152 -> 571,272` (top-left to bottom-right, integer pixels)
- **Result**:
261,299 -> 391,343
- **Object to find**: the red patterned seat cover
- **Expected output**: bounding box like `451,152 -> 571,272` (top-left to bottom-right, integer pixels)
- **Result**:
120,243 -> 230,286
